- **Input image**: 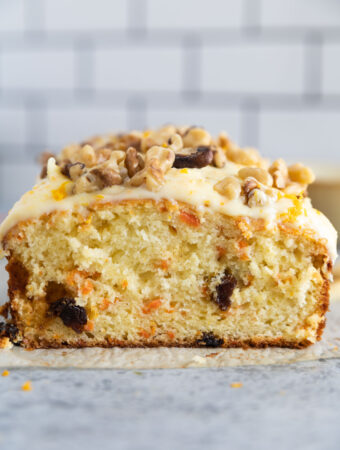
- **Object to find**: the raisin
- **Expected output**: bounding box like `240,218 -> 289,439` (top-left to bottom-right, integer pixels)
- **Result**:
49,298 -> 87,333
0,322 -> 20,344
212,272 -> 237,311
197,332 -> 224,347
173,146 -> 213,169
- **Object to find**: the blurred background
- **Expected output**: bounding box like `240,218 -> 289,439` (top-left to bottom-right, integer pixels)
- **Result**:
0,0 -> 340,211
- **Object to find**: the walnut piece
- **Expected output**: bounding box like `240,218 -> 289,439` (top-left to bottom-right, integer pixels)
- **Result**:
125,147 -> 145,177
182,127 -> 211,148
214,176 -> 241,200
269,158 -> 288,189
238,167 -> 273,186
288,163 -> 315,185
213,147 -> 227,168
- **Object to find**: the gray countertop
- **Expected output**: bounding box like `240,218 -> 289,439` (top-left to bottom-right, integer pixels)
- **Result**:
1,360 -> 340,450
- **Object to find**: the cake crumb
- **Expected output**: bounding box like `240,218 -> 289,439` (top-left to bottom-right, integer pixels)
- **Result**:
2,370 -> 9,377
230,382 -> 243,388
21,381 -> 32,391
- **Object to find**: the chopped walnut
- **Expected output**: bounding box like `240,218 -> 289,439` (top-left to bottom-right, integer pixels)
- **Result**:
95,147 -> 112,164
168,133 -> 183,152
129,146 -> 175,191
213,147 -> 227,168
61,162 -> 86,181
73,173 -> 100,194
242,177 -> 259,197
90,166 -> 122,188
146,146 -> 175,172
247,188 -> 268,207
214,176 -> 241,200
238,167 -> 273,186
79,145 -> 97,167
288,163 -> 315,185
269,158 -> 288,189
226,147 -> 261,166
125,147 -> 145,177
182,127 -> 211,148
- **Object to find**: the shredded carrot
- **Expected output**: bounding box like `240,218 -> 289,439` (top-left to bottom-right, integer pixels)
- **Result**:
142,298 -> 162,314
122,280 -> 128,290
138,329 -> 150,338
21,381 -> 32,391
237,239 -> 248,249
84,320 -> 94,332
179,210 -> 200,227
150,323 -> 157,336
99,298 -> 111,311
81,279 -> 93,296
167,331 -> 175,340
154,259 -> 169,271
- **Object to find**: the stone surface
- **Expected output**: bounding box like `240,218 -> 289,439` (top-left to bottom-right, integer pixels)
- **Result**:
0,361 -> 340,450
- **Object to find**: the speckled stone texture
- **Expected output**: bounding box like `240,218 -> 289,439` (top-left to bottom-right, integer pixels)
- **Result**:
1,360 -> 340,450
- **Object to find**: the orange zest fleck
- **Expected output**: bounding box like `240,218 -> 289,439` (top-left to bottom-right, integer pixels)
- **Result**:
230,382 -> 243,388
99,298 -> 111,311
21,381 -> 32,391
142,298 -> 162,314
84,320 -> 94,332
51,181 -> 69,201
2,370 -> 9,377
138,329 -> 150,338
179,210 -> 200,227
81,279 -> 93,296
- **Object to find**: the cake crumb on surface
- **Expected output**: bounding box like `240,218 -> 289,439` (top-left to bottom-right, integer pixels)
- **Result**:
230,382 -> 243,388
2,370 -> 9,377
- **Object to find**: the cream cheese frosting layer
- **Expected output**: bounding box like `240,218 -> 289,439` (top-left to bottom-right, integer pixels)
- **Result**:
0,158 -> 337,261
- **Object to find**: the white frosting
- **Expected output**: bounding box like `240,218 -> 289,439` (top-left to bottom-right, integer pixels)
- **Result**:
0,158 -> 337,261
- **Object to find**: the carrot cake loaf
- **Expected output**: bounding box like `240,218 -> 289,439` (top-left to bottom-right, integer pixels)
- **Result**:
0,125 -> 337,349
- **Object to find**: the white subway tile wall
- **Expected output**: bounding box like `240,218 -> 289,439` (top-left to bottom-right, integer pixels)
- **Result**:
0,0 -> 340,210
